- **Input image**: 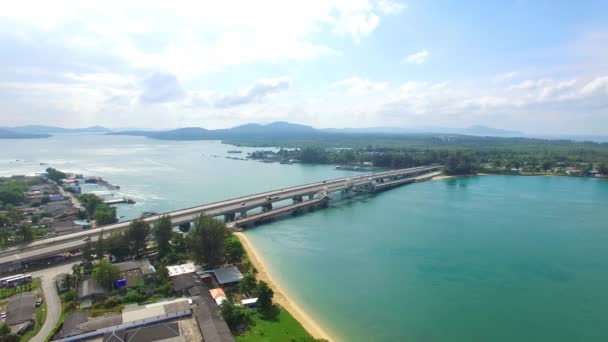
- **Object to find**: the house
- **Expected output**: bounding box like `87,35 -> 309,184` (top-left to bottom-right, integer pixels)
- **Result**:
166,263 -> 196,277
48,194 -> 65,202
193,290 -> 235,342
78,277 -> 109,301
171,273 -> 202,294
103,322 -> 185,342
209,288 -> 227,306
241,298 -> 258,308
6,292 -> 36,334
210,266 -> 243,286
114,259 -> 156,287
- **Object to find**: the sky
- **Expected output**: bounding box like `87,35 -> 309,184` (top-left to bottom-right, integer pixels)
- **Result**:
1,0 -> 607,134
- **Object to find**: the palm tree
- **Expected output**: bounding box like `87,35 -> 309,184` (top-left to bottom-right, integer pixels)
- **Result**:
60,274 -> 74,291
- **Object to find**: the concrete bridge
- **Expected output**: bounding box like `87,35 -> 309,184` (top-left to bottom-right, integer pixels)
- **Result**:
0,165 -> 442,272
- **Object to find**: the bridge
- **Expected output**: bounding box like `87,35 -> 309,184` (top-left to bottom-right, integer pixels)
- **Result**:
0,165 -> 442,272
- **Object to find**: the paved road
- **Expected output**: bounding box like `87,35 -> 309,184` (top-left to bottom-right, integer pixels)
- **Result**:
29,262 -> 79,342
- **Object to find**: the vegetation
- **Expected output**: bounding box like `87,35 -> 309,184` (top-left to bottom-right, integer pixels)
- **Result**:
93,204 -> 117,226
188,215 -> 229,268
92,260 -> 121,291
44,167 -> 66,184
127,219 -> 150,258
236,309 -> 327,342
0,180 -> 27,206
154,216 -> 173,259
0,322 -> 19,342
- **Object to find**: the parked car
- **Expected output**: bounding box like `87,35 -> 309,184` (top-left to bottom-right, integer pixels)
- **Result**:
36,298 -> 43,307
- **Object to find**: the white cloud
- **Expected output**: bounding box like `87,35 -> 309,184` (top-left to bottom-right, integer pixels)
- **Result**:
376,0 -> 407,15
402,49 -> 429,64
214,76 -> 291,108
333,77 -> 388,95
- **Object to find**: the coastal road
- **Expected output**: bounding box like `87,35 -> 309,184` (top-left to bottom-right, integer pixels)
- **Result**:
29,261 -> 79,342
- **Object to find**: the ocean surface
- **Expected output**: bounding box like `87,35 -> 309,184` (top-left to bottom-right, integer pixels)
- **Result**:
2,134 -> 608,341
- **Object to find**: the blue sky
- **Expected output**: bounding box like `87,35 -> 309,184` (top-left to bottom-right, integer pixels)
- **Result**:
0,0 -> 607,134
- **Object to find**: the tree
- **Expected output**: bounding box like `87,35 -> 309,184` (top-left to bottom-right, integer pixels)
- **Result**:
45,167 -> 66,183
255,281 -> 275,317
224,235 -> 245,264
128,219 -> 150,259
188,215 -> 228,268
239,272 -> 257,294
154,216 -> 173,259
0,214 -> 8,227
60,274 -> 75,291
79,194 -> 103,217
95,230 -> 105,260
220,300 -> 251,333
92,260 -> 121,291
18,224 -> 33,242
0,322 -> 19,341
105,233 -> 131,261
94,204 -> 117,226
82,240 -> 95,270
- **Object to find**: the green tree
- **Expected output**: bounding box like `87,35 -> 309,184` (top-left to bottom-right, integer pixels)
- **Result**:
224,234 -> 245,264
105,233 -> 131,261
79,194 -> 103,217
128,219 -> 150,259
18,224 -> 33,242
82,240 -> 95,270
239,272 -> 257,294
60,274 -> 75,292
92,260 -> 121,291
220,300 -> 252,333
188,215 -> 228,268
0,214 -> 8,227
95,230 -> 105,260
0,321 -> 19,341
45,167 -> 67,183
255,281 -> 275,317
154,216 -> 173,259
94,204 -> 117,226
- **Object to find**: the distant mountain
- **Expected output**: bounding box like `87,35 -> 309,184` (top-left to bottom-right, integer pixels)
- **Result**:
4,125 -> 113,134
455,125 -> 522,136
0,128 -> 50,139
110,121 -> 320,141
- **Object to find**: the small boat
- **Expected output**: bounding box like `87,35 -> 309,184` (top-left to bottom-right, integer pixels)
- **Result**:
227,150 -> 243,154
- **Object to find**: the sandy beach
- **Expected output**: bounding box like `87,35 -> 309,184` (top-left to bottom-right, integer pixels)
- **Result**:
235,232 -> 336,342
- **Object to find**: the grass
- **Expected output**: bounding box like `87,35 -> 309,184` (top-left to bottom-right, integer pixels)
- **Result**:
237,308 -> 316,342
0,278 -> 41,300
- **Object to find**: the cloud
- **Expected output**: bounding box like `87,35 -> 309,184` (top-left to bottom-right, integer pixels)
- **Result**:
333,76 -> 388,95
139,72 -> 185,104
376,0 -> 407,15
402,49 -> 429,64
214,76 -> 290,108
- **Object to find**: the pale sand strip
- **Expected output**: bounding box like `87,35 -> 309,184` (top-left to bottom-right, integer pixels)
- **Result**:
235,232 -> 336,342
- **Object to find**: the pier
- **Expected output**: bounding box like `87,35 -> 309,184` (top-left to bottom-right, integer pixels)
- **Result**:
0,165 -> 442,271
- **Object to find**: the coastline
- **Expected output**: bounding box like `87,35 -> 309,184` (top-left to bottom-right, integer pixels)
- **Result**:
235,232 -> 336,342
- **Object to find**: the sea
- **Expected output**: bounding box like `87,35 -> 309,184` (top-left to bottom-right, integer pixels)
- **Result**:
2,134 -> 608,341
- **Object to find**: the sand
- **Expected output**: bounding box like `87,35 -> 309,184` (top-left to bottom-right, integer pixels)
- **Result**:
235,232 -> 336,342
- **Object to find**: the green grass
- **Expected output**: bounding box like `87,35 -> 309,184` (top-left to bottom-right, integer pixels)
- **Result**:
237,309 -> 317,342
0,278 -> 41,300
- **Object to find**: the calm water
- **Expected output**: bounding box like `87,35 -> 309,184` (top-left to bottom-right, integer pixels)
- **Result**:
2,135 -> 608,341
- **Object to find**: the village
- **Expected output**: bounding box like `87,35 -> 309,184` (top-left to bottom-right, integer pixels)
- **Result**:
0,169 -> 319,342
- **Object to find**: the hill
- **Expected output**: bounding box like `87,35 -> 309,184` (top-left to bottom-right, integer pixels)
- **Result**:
0,128 -> 50,139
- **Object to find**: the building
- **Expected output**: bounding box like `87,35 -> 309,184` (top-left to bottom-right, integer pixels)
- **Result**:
166,263 -> 196,277
193,287 -> 235,342
103,322 -> 185,342
114,259 -> 156,287
171,273 -> 202,294
78,277 -> 109,301
210,266 -> 243,286
209,288 -> 227,306
6,292 -> 36,334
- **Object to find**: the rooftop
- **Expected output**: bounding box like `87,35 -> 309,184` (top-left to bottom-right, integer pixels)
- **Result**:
211,266 -> 243,285
171,273 -> 202,292
166,263 -> 196,277
103,322 -> 183,342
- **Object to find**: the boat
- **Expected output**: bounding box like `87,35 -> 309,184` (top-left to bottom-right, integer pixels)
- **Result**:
227,150 -> 243,154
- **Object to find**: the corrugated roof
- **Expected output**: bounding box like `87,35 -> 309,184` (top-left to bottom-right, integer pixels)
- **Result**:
211,266 -> 243,285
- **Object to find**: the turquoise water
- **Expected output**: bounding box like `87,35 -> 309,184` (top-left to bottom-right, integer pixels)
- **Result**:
2,135 -> 608,341
246,176 -> 608,342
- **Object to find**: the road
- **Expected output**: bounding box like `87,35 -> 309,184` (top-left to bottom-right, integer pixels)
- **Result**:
29,262 -> 79,342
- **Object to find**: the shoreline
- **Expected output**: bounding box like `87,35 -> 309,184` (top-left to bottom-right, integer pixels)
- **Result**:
235,232 -> 336,342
